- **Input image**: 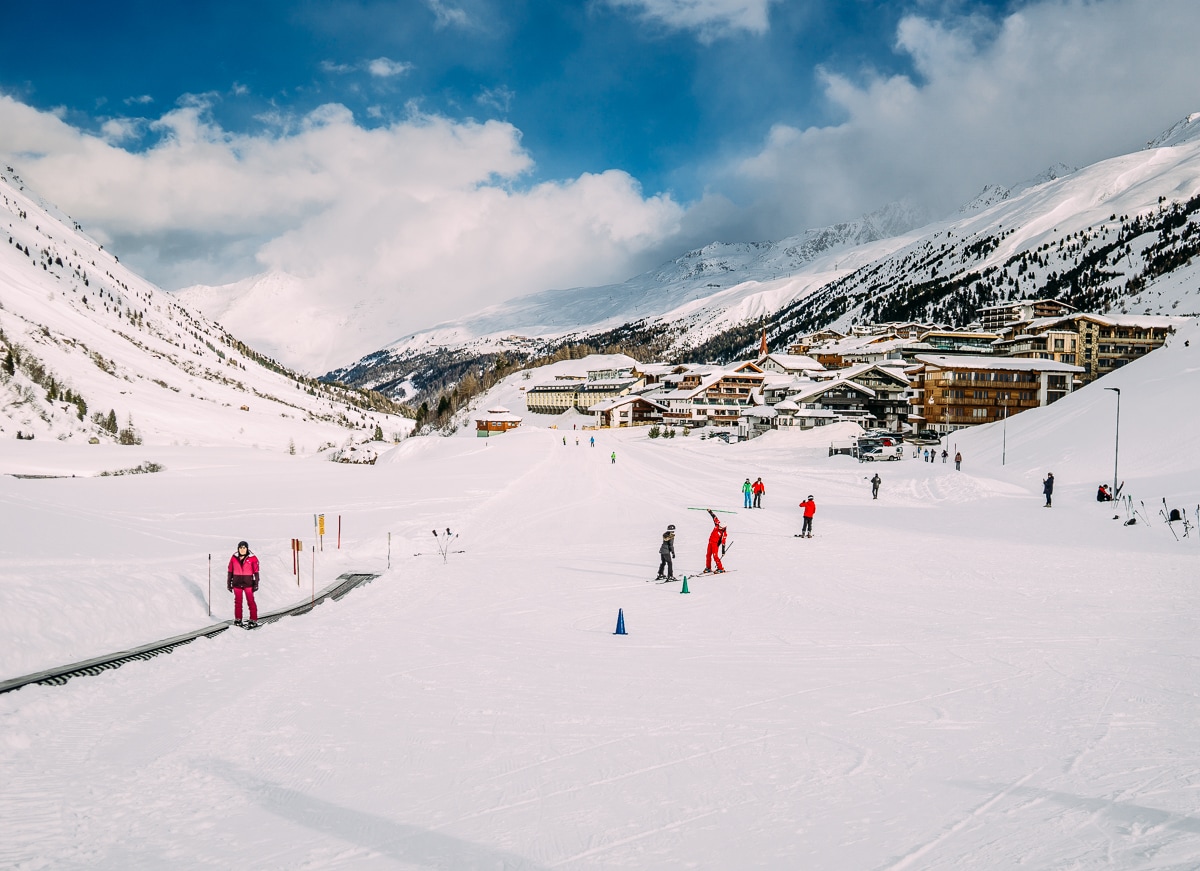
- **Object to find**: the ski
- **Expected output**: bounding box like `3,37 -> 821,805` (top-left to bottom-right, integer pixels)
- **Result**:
687,507 -> 738,514
674,570 -> 736,578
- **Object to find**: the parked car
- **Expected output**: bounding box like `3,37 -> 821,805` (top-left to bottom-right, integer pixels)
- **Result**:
861,444 -> 904,461
908,430 -> 942,445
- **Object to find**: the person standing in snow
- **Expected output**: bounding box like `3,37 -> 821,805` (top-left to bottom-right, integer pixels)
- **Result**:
590,436 -> 595,447
923,449 -> 929,463
704,509 -> 727,573
742,477 -> 753,508
954,451 -> 962,471
227,540 -> 260,628
752,477 -> 765,508
870,473 -> 881,500
656,524 -> 676,580
797,496 -> 816,538
611,451 -> 616,464
1043,473 -> 1055,507
941,449 -> 948,464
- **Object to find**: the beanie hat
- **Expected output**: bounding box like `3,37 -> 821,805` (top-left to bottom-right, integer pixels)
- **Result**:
237,540 -> 249,550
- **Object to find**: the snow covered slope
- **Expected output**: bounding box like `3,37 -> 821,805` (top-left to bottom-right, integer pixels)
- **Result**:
1,315 -> 1198,869
0,168 -> 412,451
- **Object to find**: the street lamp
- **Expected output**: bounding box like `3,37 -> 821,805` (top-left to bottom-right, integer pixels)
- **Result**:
1001,397 -> 1008,466
1104,387 -> 1120,497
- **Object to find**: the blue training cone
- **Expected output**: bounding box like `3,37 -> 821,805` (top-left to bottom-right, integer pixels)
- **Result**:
613,607 -> 627,635
680,576 -> 690,594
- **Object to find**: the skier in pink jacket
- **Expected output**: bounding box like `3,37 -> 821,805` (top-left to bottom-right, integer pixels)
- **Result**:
227,540 -> 260,628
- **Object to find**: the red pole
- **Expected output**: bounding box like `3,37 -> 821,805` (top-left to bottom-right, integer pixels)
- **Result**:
311,546 -> 316,604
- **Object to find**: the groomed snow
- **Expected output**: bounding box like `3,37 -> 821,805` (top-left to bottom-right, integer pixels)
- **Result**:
2,320 -> 1199,869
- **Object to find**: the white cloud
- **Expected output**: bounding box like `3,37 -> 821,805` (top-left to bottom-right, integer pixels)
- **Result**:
425,0 -> 470,29
0,94 -> 684,368
475,86 -> 514,114
607,0 -> 778,40
123,94 -> 154,106
720,0 -> 1200,236
366,57 -> 413,78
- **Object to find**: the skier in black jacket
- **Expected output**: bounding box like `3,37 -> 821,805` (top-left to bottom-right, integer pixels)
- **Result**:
656,525 -> 676,580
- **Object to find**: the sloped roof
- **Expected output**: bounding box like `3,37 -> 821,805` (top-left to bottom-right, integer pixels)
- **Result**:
914,354 -> 1083,373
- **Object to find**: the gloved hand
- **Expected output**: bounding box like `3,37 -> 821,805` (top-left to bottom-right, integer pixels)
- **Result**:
227,580 -> 233,592
252,573 -> 259,592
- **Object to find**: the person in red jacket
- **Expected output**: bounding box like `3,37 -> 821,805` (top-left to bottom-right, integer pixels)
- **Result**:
704,509 -> 727,573
797,496 -> 816,538
227,540 -> 260,628
752,477 -> 765,508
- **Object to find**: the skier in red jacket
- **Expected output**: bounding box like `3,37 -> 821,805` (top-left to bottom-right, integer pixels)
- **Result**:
227,540 -> 261,628
704,509 -> 727,573
797,496 -> 816,538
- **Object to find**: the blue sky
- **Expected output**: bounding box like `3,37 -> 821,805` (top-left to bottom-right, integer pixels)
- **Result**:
0,1 -> 959,197
2,0 -> 1200,359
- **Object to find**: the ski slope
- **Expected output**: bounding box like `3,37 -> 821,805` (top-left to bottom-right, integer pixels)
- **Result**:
2,321 -> 1200,869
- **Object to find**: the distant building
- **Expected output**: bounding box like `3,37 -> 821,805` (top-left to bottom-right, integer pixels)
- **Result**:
575,372 -> 644,411
475,406 -> 523,436
918,329 -> 1000,355
910,354 -> 1083,434
659,367 -> 765,427
592,394 -> 669,428
755,352 -> 826,376
524,381 -> 583,414
976,298 -> 1077,333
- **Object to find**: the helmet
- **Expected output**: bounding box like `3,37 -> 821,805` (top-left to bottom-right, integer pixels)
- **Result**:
667,524 -> 675,530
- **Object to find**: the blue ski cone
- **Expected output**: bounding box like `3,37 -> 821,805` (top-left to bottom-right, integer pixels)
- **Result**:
613,608 -> 627,635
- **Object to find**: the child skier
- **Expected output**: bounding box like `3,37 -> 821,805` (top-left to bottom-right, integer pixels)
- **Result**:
704,509 -> 727,573
656,524 -> 676,580
227,540 -> 260,628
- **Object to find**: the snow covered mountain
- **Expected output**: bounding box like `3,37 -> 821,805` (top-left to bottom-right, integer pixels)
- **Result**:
331,114 -> 1200,401
0,167 -> 411,452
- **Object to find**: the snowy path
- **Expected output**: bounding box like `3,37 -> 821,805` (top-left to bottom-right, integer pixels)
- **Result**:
2,428 -> 1200,868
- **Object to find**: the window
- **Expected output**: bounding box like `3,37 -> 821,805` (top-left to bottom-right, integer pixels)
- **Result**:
972,408 -> 988,418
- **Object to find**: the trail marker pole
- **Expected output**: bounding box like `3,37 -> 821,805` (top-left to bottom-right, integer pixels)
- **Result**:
207,554 -> 212,617
387,532 -> 391,569
338,515 -> 341,550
